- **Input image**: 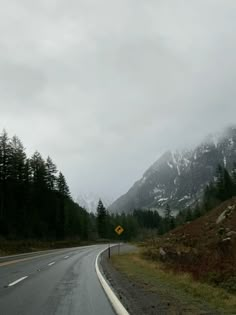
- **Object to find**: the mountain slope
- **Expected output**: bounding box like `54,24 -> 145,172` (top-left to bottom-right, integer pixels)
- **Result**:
109,127 -> 236,213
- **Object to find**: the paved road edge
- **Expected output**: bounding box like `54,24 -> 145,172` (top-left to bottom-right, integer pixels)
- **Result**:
95,247 -> 130,315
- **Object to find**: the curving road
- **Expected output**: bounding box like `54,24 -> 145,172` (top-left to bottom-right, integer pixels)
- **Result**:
0,244 -> 115,315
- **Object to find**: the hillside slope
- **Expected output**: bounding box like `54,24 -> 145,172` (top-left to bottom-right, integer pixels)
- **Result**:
144,197 -> 236,293
109,127 -> 236,213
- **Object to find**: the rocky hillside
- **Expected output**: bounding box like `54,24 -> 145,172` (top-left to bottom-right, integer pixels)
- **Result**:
143,198 -> 236,293
109,126 -> 236,213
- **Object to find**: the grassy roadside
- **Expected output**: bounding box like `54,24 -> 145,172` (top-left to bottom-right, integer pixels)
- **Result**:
111,253 -> 236,314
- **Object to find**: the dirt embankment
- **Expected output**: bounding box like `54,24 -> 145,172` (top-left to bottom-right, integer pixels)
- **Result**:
143,198 -> 236,293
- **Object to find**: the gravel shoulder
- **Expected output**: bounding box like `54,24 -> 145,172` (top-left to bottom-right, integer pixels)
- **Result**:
100,244 -> 231,315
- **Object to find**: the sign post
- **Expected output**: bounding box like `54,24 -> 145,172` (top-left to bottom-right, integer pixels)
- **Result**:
115,225 -> 124,255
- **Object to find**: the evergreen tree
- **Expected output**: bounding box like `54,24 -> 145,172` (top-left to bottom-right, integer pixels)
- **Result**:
55,172 -> 71,239
45,156 -> 57,190
164,203 -> 171,220
30,151 -> 47,187
185,207 -> 193,221
57,172 -> 70,198
164,203 -> 172,232
133,209 -> 161,230
170,216 -> 176,230
0,130 -> 12,182
0,130 -> 12,233
216,164 -> 225,201
214,165 -> 234,201
96,199 -> 108,238
9,136 -> 26,182
8,136 -> 27,235
202,182 -> 217,211
193,202 -> 201,219
232,162 -> 236,194
223,168 -> 234,200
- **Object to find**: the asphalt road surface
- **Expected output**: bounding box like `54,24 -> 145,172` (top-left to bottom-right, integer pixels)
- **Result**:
0,244 -> 115,315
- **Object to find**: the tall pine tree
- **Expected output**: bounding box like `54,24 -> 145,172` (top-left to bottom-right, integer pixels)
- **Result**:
96,199 -> 108,238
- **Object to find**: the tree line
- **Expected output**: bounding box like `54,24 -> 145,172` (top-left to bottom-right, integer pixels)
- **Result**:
174,164 -> 236,228
96,199 -> 170,240
0,130 -> 89,240
1,129 -> 235,242
0,130 -> 152,241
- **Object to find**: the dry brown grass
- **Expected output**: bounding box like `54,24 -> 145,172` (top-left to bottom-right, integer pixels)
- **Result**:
142,198 -> 236,293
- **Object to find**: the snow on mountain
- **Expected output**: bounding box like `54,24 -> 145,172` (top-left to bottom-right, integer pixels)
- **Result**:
109,126 -> 236,214
77,193 -> 113,213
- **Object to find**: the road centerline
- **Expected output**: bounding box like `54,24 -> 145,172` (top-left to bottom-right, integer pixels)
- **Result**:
48,262 -> 55,266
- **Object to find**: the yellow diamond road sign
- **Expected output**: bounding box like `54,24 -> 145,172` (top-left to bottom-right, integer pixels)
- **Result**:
115,225 -> 124,235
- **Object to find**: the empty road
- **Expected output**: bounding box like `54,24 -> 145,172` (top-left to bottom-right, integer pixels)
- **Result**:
0,244 -> 115,315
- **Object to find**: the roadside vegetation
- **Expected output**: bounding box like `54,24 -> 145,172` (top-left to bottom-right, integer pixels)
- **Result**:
111,253 -> 236,314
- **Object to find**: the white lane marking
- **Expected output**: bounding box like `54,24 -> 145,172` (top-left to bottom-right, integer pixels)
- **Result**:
48,262 -> 55,266
8,276 -> 28,287
0,245 -> 98,268
64,256 -> 69,259
95,245 -> 130,315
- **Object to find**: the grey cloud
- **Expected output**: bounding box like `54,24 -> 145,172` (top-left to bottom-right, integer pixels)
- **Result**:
0,61 -> 45,105
0,0 -> 235,200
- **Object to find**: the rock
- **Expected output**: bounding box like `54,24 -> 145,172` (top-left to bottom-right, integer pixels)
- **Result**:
226,231 -> 236,237
216,210 -> 227,224
216,208 -> 232,224
218,237 -> 233,256
222,237 -> 231,242
159,247 -> 166,257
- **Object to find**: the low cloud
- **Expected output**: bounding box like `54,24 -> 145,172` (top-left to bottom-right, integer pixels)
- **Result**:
0,0 -> 235,200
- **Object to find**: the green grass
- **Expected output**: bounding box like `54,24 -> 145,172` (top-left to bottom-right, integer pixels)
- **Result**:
111,253 -> 236,314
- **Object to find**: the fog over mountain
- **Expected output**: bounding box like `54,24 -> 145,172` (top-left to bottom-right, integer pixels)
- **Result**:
77,193 -> 113,213
0,1 -> 235,200
109,126 -> 236,214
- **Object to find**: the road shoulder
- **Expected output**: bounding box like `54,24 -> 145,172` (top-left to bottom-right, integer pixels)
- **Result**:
100,245 -> 232,315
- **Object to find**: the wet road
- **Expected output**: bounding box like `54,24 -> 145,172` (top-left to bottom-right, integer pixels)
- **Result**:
0,245 -> 115,315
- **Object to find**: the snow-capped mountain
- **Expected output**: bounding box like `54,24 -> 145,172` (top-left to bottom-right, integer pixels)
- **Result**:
77,193 -> 113,213
109,126 -> 236,214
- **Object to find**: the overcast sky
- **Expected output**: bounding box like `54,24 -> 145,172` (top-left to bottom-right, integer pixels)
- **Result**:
0,0 -> 236,201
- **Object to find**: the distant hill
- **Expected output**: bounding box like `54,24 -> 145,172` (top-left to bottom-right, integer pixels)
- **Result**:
109,126 -> 236,214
